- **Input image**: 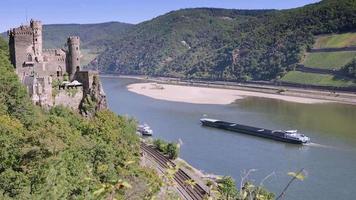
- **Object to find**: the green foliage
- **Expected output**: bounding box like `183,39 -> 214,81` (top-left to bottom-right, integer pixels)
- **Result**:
341,58 -> 356,78
81,93 -> 96,114
63,73 -> 69,81
51,79 -> 61,97
166,143 -> 179,159
276,169 -> 307,200
314,32 -> 356,48
153,139 -> 167,152
287,172 -> 305,181
153,139 -> 180,159
79,75 -> 104,116
215,176 -> 274,200
217,176 -> 238,200
0,37 -> 161,199
0,38 -> 8,54
303,51 -> 356,69
281,71 -> 356,87
66,87 -> 79,97
0,38 -> 36,127
94,0 -> 356,81
0,169 -> 29,198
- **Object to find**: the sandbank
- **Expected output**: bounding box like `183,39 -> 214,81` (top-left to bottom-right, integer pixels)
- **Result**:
127,82 -> 332,105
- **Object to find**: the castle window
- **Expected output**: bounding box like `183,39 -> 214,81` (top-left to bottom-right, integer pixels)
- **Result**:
35,39 -> 37,41
76,66 -> 80,72
77,58 -> 79,61
27,54 -> 32,61
57,66 -> 63,77
76,47 -> 78,50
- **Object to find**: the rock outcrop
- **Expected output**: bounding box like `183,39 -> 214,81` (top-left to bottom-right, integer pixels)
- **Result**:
79,75 -> 107,117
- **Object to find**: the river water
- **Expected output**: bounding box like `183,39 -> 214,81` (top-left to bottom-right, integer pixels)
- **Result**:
102,77 -> 356,200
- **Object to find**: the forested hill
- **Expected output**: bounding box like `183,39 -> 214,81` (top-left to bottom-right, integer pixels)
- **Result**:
0,37 -> 160,199
94,0 -> 356,81
42,22 -> 133,49
1,21 -> 133,49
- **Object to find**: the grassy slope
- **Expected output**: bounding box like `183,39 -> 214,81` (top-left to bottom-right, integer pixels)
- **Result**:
303,51 -> 356,69
281,71 -> 356,87
314,32 -> 356,48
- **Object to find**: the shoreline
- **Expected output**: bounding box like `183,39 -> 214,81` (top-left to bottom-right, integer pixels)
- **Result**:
127,82 -> 332,104
101,74 -> 356,105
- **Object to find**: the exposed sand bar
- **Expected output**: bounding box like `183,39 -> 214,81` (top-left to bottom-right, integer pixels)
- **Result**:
127,82 -> 332,105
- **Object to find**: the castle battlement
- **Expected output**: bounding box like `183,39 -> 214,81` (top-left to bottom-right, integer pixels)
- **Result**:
9,26 -> 33,35
8,19 -> 88,108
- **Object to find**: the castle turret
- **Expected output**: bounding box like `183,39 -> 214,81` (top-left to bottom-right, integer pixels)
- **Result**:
67,36 -> 81,80
30,19 -> 42,58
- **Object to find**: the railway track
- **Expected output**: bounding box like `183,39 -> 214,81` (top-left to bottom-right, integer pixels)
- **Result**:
140,142 -> 209,200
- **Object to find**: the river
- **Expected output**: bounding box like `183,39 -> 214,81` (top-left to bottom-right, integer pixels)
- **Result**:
102,76 -> 356,200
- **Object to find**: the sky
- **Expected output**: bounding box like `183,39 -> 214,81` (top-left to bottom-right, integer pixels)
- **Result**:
0,0 -> 320,32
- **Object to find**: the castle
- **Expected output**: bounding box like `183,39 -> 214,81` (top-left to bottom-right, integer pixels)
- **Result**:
8,19 -> 106,112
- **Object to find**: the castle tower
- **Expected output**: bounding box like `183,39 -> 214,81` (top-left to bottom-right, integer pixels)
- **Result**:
30,19 -> 42,58
8,20 -> 40,77
67,36 -> 81,80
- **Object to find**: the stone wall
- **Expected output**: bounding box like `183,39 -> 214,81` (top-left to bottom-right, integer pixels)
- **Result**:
75,70 -> 99,93
42,49 -> 66,77
54,87 -> 83,110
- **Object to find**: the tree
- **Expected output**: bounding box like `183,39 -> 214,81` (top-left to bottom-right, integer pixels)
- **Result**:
341,58 -> 356,78
217,176 -> 238,200
166,143 -> 179,159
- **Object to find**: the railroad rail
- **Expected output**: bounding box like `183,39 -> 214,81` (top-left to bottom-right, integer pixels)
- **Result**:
140,142 -> 209,200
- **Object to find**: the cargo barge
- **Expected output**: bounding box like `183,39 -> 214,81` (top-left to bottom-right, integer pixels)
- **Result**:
200,118 -> 310,144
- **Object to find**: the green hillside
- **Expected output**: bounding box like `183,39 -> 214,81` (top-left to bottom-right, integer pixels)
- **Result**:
0,37 -> 160,199
314,32 -> 356,48
303,51 -> 356,69
1,22 -> 133,49
94,0 -> 356,81
281,71 -> 356,87
42,22 -> 133,49
96,8 -> 270,78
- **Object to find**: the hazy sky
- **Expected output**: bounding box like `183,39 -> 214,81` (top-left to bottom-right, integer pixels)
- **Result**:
0,0 -> 320,32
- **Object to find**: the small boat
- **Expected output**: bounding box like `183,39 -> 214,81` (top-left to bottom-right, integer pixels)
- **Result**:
200,118 -> 310,144
137,124 -> 153,136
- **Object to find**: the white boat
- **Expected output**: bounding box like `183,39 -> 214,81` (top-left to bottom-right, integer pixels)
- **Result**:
137,124 -> 153,136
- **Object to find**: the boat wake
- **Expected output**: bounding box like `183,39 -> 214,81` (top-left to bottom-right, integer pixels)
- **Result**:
304,142 -> 336,149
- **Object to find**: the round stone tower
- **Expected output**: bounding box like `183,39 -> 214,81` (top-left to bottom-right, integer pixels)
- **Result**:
30,19 -> 42,58
67,36 -> 81,80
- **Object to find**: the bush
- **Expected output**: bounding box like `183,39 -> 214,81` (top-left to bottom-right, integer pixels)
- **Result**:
341,58 -> 356,78
166,143 -> 179,159
153,139 -> 179,159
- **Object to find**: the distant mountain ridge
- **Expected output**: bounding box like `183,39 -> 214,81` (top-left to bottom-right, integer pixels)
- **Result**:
93,0 -> 356,81
1,21 -> 133,49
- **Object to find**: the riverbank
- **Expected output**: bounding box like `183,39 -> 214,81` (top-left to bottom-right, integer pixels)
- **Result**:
127,82 -> 332,104
101,74 -> 356,105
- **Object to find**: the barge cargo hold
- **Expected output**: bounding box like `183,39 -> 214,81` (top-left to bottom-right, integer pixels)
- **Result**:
200,118 -> 310,144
